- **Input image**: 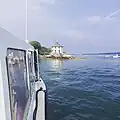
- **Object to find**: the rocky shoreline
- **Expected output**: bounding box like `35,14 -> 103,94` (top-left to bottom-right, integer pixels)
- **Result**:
39,55 -> 87,60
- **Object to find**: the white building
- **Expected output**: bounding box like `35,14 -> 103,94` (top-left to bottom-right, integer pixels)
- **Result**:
51,42 -> 63,56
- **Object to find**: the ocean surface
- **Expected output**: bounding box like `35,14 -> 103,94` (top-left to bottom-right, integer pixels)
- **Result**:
40,56 -> 120,120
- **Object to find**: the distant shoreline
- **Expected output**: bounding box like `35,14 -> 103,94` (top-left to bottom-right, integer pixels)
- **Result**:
83,52 -> 120,55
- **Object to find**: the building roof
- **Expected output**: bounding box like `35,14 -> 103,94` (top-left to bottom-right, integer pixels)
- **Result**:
52,41 -> 63,47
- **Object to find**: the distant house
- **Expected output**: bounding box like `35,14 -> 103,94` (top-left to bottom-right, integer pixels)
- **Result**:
43,41 -> 74,59
51,41 -> 63,56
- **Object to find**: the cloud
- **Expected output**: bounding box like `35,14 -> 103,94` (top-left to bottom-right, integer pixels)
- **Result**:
27,0 -> 88,41
29,0 -> 57,9
87,16 -> 102,24
0,0 -> 26,39
105,9 -> 120,20
88,9 -> 120,24
0,0 -> 120,53
61,29 -> 88,40
39,0 -> 56,5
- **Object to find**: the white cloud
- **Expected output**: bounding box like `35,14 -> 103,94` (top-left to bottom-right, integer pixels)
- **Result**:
105,9 -> 120,20
39,0 -> 56,5
62,29 -> 88,40
88,9 -> 120,24
87,16 -> 102,24
29,0 -> 57,9
27,0 -> 87,40
0,0 -> 120,53
0,0 -> 26,39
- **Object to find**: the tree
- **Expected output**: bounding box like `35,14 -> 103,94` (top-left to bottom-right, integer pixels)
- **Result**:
29,40 -> 51,55
29,41 -> 41,50
39,47 -> 51,55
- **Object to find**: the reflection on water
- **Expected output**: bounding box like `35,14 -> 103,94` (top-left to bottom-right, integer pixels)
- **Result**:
50,59 -> 64,71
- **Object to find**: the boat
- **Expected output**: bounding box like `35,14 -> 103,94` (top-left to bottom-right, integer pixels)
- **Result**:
113,54 -> 120,58
105,55 -> 111,58
0,26 -> 47,120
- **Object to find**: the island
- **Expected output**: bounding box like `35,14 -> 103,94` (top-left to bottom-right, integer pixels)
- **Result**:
43,41 -> 75,60
29,40 -> 85,60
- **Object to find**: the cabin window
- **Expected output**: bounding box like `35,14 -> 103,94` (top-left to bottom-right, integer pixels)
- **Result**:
28,51 -> 35,95
28,51 -> 34,81
6,48 -> 28,120
34,50 -> 38,79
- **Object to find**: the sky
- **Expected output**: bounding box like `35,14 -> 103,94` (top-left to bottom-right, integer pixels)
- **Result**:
0,0 -> 120,53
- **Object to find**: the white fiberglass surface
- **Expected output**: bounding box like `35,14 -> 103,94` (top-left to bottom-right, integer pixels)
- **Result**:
0,60 -> 6,120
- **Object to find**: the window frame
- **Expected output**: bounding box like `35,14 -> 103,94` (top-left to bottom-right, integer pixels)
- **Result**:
6,48 -> 29,120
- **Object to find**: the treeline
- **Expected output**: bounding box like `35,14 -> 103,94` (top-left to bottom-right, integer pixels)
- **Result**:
83,52 -> 120,55
29,40 -> 51,55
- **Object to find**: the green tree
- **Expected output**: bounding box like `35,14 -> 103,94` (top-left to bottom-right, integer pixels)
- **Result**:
29,40 -> 51,55
29,41 -> 41,50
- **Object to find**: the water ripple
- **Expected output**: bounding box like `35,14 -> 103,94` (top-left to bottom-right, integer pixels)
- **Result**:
40,59 -> 120,120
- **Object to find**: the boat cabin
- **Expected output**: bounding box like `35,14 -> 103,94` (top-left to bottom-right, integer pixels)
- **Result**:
0,26 -> 46,120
